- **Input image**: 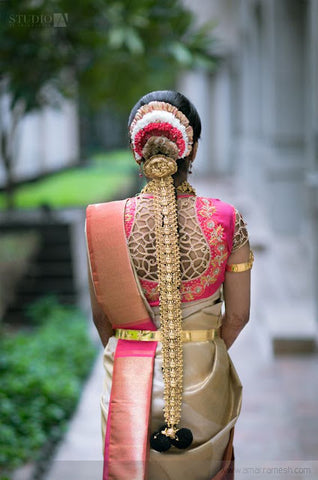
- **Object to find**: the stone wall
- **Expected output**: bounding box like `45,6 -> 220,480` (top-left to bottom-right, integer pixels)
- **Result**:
0,99 -> 79,186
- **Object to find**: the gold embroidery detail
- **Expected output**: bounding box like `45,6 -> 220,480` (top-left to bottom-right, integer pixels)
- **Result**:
232,209 -> 249,252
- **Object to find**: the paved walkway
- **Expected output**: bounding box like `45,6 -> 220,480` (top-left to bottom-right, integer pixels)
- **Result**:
45,176 -> 318,480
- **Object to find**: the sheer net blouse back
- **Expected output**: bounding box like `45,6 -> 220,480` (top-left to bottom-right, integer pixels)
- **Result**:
124,194 -> 248,306
127,195 -> 210,282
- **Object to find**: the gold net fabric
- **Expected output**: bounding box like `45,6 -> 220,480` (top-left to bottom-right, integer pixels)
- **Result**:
232,209 -> 249,252
127,195 -> 210,283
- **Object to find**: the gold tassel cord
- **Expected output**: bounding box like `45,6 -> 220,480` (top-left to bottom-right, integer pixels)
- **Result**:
152,175 -> 184,435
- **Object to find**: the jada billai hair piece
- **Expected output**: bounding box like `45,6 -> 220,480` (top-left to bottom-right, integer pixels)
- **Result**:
129,101 -> 194,452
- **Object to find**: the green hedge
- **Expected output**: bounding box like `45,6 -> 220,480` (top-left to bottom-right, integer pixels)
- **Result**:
0,297 -> 97,477
0,149 -> 136,209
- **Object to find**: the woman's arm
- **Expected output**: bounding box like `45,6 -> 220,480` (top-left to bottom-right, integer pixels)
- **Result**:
221,241 -> 251,349
87,259 -> 114,348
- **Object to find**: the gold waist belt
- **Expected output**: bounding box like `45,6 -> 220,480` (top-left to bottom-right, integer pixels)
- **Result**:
115,328 -> 219,343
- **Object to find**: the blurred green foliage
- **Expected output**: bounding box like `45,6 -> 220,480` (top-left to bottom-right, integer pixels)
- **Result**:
1,0 -> 219,209
0,0 -> 218,112
0,296 -> 97,476
0,232 -> 40,320
0,150 -> 135,209
0,233 -> 39,264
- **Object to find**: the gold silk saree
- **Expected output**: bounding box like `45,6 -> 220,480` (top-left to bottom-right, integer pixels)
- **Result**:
86,200 -> 242,480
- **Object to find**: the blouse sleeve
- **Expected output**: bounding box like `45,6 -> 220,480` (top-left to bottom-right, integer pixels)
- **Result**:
231,209 -> 249,252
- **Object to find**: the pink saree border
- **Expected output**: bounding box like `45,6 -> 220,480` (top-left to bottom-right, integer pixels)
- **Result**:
103,339 -> 157,480
87,200 -> 158,479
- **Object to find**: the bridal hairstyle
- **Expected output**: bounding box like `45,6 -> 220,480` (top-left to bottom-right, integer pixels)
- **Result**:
127,91 -> 202,452
128,90 -> 201,182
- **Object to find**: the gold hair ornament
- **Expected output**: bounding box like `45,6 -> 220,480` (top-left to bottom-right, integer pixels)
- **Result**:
144,155 -> 193,452
130,100 -> 195,451
141,180 -> 196,196
143,156 -> 177,179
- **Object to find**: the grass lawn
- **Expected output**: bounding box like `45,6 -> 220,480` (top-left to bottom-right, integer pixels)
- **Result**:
0,150 -> 136,209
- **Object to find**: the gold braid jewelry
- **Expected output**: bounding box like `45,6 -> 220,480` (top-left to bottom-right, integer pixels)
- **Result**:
141,180 -> 196,196
153,176 -> 183,436
129,99 -> 195,451
143,156 -> 193,451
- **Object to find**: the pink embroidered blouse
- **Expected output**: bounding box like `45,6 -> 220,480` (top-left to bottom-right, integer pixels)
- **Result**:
124,194 -> 247,307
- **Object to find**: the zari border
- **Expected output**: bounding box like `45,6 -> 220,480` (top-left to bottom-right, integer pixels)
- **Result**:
103,339 -> 157,480
86,200 -> 153,328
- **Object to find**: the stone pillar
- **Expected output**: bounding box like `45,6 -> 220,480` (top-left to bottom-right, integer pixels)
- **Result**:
179,0 -> 241,176
178,70 -> 213,175
237,0 -> 267,199
306,0 -> 318,323
263,0 -> 307,234
210,60 -> 234,175
237,0 -> 317,351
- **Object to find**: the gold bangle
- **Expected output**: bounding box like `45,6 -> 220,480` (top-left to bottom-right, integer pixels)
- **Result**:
226,250 -> 254,273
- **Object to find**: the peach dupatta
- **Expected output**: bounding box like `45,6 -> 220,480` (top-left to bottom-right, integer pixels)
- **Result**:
86,201 -> 157,480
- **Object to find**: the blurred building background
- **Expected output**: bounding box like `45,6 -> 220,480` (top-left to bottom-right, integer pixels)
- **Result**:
180,0 -> 318,352
182,0 -> 317,234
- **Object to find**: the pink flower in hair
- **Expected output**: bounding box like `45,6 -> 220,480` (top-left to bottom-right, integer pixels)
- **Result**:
134,123 -> 186,159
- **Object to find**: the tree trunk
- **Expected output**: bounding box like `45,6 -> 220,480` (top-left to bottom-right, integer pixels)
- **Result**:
3,151 -> 15,210
1,130 -> 15,210
0,99 -> 25,211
